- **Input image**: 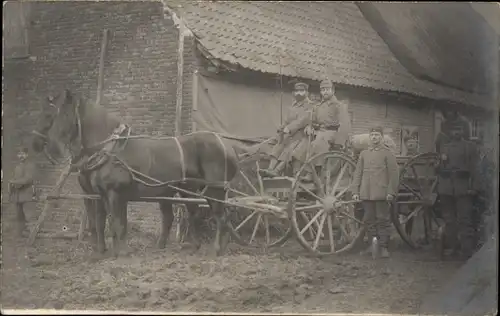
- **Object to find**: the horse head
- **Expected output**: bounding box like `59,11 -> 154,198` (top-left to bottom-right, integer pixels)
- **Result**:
34,89 -> 82,164
31,92 -> 65,164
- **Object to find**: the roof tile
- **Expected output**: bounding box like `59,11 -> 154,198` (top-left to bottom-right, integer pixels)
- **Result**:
165,0 -> 492,107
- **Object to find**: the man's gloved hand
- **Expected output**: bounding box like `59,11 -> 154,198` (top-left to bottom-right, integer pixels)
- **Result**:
283,127 -> 291,134
304,125 -> 314,136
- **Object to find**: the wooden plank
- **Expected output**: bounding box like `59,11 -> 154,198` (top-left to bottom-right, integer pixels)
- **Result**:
191,70 -> 199,132
95,29 -> 109,107
27,163 -> 72,245
174,23 -> 185,136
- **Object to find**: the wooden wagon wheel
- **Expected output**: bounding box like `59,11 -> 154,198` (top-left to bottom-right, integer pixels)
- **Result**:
289,152 -> 364,256
226,152 -> 292,248
391,152 -> 443,249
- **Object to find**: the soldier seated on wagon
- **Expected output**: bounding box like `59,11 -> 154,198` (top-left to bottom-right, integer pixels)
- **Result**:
260,81 -> 314,178
8,147 -> 37,237
294,79 -> 351,181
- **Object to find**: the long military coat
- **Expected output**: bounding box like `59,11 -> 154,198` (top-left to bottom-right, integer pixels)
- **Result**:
293,97 -> 351,162
9,160 -> 36,203
271,98 -> 313,162
310,97 -> 351,155
351,145 -> 399,201
437,139 -> 478,196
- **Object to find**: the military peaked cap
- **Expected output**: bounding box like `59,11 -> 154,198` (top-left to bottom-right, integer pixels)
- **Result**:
320,79 -> 333,89
370,126 -> 384,135
294,82 -> 309,90
19,146 -> 29,154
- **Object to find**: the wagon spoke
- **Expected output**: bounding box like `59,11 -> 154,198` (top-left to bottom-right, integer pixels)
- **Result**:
309,163 -> 325,197
234,210 -> 257,231
399,205 -> 423,226
263,214 -> 271,245
337,208 -> 364,225
300,209 -> 325,236
334,186 -> 350,200
239,170 -> 260,196
313,212 -> 328,250
298,182 -> 323,201
296,203 -> 323,213
330,162 -> 348,196
300,212 -> 317,239
401,182 -> 423,199
255,161 -> 265,196
249,213 -> 262,244
325,157 -> 332,195
327,213 -> 335,252
228,187 -> 250,197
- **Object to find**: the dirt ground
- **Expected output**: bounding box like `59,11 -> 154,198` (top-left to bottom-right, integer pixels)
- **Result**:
1,222 -> 463,314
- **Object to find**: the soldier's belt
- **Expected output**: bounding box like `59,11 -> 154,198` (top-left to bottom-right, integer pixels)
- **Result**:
438,170 -> 471,178
313,123 -> 339,131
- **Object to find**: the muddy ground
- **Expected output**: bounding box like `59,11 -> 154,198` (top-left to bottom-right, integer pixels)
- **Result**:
1,221 -> 463,314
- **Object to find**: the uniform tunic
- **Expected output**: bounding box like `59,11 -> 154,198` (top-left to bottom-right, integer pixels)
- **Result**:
294,97 -> 351,162
351,144 -> 399,248
270,98 -> 312,162
351,145 -> 399,201
9,160 -> 36,203
437,138 -> 478,255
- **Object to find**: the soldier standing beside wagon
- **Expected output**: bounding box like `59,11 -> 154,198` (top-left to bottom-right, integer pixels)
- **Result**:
351,127 -> 399,259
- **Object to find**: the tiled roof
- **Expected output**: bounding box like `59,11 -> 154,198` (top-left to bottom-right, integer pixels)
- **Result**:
358,3 -> 497,96
165,1 -> 493,108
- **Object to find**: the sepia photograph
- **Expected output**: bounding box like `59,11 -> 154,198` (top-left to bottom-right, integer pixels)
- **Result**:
2,1 -> 499,315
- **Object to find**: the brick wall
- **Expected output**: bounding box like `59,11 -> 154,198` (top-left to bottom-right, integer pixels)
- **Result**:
337,86 -> 436,155
3,1 -> 184,236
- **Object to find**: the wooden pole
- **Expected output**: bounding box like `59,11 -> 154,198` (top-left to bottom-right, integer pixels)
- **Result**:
191,70 -> 199,133
27,162 -> 72,245
95,29 -> 109,107
77,29 -> 109,241
174,23 -> 185,136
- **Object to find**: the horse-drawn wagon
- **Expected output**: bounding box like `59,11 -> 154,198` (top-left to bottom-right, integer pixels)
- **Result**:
29,89 -> 443,258
176,133 -> 443,257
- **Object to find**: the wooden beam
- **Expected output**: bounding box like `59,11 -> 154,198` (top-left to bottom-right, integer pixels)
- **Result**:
27,163 -> 72,246
174,24 -> 185,136
95,29 -> 109,107
191,70 -> 199,132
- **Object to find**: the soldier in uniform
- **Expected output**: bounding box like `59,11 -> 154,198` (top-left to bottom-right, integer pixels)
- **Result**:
437,123 -> 479,259
291,79 -> 351,181
261,81 -> 314,177
351,127 -> 399,258
8,147 -> 37,236
436,110 -> 471,152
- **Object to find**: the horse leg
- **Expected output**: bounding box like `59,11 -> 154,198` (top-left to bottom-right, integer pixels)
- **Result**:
107,190 -> 130,257
157,201 -> 174,249
185,203 -> 202,253
206,187 -> 230,256
84,199 -> 97,248
95,199 -> 107,255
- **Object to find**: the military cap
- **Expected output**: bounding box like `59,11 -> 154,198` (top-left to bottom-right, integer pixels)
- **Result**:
294,82 -> 309,90
369,126 -> 384,135
19,146 -> 29,154
320,79 -> 333,89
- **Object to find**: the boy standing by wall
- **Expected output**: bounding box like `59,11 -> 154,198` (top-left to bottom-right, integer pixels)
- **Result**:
8,147 -> 37,237
351,127 -> 399,258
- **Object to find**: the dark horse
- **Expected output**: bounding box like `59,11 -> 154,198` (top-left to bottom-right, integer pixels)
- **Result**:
31,89 -> 239,258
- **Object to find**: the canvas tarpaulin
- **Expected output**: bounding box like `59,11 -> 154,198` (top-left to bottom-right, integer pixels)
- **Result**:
193,74 -> 295,142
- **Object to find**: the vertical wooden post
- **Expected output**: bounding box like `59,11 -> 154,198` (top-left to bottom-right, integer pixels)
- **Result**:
95,29 -> 109,107
191,70 -> 199,133
175,24 -> 185,136
78,29 -> 109,241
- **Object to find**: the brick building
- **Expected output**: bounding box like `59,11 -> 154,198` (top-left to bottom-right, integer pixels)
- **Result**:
2,1 -> 497,236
